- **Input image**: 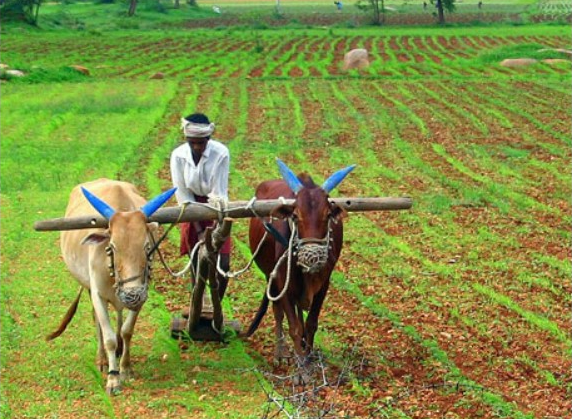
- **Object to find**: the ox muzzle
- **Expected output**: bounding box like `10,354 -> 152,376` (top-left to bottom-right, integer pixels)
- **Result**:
106,245 -> 151,311
293,219 -> 333,274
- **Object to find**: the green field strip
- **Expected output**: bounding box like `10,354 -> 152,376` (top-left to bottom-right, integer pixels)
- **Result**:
331,272 -> 536,419
371,35 -> 393,66
321,81 -> 406,191
438,35 -> 473,60
416,83 -> 490,135
433,79 -> 514,130
335,81 -> 456,197
458,142 -> 570,204
473,83 -> 572,146
224,225 -> 494,417
473,283 -> 571,348
339,216 -> 570,412
460,85 -> 569,159
496,82 -> 571,128
527,78 -> 572,100
1,81 -> 269,417
387,84 -> 513,206
431,143 -> 558,215
1,81 -> 174,193
515,87 -> 570,114
414,81 -> 565,198
406,37 -> 462,78
262,36 -> 308,78
456,35 -> 488,55
229,82 -> 285,185
384,82 -> 566,216
343,176 -> 570,332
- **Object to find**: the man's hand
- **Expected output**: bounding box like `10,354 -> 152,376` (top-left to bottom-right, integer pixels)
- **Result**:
193,222 -> 205,241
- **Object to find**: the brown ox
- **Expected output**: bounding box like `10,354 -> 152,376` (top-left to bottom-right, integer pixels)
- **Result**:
245,159 -> 355,366
47,179 -> 176,395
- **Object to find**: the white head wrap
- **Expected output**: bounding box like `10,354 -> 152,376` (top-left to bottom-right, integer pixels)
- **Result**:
181,118 -> 215,138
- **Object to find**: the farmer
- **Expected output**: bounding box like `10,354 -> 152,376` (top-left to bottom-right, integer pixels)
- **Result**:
334,0 -> 343,11
170,112 -> 231,301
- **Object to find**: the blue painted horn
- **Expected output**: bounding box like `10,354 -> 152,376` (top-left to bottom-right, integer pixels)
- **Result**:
81,187 -> 116,220
321,165 -> 356,193
82,186 -> 177,220
276,158 -> 303,194
141,187 -> 177,218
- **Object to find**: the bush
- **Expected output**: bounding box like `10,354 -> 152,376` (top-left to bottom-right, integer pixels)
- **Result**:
0,0 -> 42,24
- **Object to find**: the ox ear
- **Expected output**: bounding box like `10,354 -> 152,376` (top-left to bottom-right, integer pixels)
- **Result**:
276,158 -> 303,194
330,201 -> 347,222
81,187 -> 116,220
146,222 -> 159,234
81,231 -> 110,246
321,165 -> 356,193
271,204 -> 296,220
141,187 -> 177,218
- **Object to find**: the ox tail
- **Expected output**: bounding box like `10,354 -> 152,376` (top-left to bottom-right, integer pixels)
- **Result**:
46,287 -> 84,341
241,294 -> 269,338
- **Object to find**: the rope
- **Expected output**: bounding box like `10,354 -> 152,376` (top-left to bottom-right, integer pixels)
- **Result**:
266,221 -> 296,302
154,203 -> 197,278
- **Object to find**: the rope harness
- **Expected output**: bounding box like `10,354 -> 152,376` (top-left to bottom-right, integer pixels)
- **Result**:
105,229 -> 154,311
154,198 -> 336,304
265,216 -> 335,301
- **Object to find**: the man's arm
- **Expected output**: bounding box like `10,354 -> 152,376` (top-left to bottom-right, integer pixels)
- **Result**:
211,153 -> 230,199
170,153 -> 196,205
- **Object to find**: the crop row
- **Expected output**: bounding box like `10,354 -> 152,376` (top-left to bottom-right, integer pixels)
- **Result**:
2,28 -> 570,81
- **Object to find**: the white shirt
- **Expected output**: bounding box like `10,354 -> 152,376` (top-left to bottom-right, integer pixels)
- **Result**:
170,139 -> 230,204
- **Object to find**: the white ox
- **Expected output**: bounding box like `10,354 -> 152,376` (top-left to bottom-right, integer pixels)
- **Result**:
47,178 -> 176,395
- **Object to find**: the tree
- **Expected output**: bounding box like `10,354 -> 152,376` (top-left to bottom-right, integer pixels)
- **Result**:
355,0 -> 385,25
127,0 -> 137,16
0,0 -> 42,25
432,0 -> 456,24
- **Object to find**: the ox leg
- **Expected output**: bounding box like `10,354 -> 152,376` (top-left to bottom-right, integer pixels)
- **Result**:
116,310 -> 124,359
91,293 -> 121,395
272,303 -> 289,364
283,303 -> 312,385
90,291 -> 107,371
305,280 -> 330,354
95,317 -> 107,371
119,309 -> 140,381
283,302 -> 305,359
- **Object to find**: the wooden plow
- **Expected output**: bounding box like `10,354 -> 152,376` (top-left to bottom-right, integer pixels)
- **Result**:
34,196 -> 412,342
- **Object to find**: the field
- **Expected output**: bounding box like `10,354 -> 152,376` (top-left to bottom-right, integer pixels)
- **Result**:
1,15 -> 571,419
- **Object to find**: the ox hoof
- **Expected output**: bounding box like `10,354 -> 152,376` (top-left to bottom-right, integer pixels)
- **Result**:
293,370 -> 312,386
273,346 -> 291,365
120,370 -> 132,382
106,384 -> 122,396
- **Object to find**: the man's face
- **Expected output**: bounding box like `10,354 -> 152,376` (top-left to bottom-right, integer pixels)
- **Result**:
187,137 -> 209,158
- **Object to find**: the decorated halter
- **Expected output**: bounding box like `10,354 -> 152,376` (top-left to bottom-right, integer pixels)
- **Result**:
81,186 -> 176,310
276,159 -> 355,274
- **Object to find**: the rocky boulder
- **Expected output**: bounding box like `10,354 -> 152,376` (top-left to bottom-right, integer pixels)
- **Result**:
69,65 -> 90,75
500,58 -> 538,67
343,49 -> 370,70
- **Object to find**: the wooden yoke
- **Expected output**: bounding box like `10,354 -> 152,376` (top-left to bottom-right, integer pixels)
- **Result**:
33,197 -> 413,231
